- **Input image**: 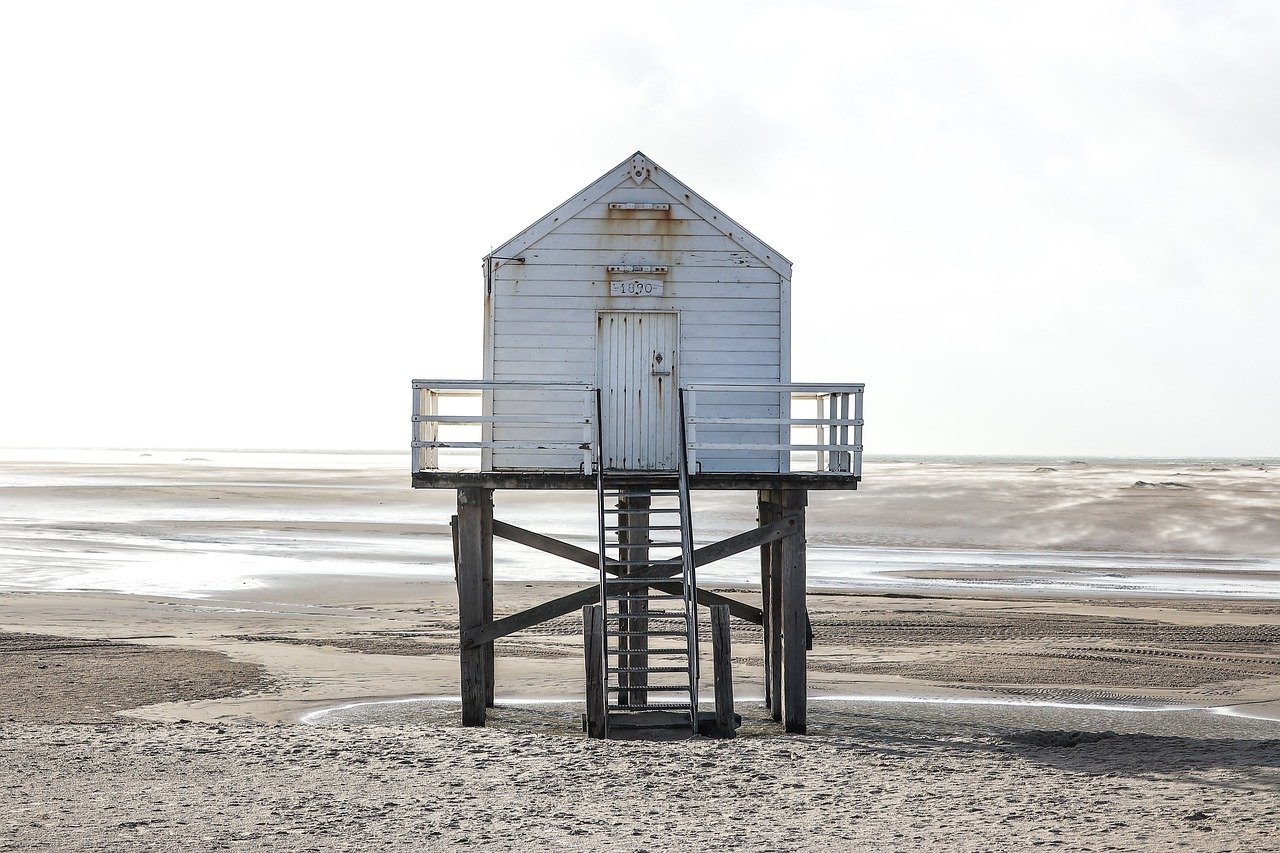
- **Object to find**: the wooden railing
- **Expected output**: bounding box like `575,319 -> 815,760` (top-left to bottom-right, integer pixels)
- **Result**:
411,380 -> 597,474
683,383 -> 864,476
412,379 -> 864,478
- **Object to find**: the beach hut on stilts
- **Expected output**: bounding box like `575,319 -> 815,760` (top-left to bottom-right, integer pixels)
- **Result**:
411,152 -> 864,737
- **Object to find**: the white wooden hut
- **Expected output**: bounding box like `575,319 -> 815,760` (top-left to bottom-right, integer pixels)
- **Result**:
480,151 -> 790,474
411,151 -> 864,739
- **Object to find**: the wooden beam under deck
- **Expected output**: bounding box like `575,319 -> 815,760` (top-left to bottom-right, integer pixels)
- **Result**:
415,471 -> 858,491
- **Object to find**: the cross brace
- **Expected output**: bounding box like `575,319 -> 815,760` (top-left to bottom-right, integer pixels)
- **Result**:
459,516 -> 797,648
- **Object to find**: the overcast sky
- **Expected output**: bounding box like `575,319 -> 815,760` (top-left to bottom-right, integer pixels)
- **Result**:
2,1 -> 1277,456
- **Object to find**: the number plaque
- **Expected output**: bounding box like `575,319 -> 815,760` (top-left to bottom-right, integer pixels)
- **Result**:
609,278 -> 665,297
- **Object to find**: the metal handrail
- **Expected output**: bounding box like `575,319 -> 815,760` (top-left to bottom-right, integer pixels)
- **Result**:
592,388 -> 609,737
677,387 -> 700,729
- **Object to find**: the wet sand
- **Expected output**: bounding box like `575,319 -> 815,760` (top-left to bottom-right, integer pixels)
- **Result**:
1,451 -> 1278,850
4,577 -> 1280,851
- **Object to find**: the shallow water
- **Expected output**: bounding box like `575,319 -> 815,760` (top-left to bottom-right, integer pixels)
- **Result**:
1,448 -> 1277,599
303,692 -> 1280,739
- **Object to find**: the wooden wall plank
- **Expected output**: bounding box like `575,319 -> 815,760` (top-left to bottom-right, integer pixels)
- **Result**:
494,281 -> 781,299
495,294 -> 779,313
509,249 -> 770,268
551,217 -> 724,237
527,232 -> 746,253
493,323 -> 781,342
497,315 -> 783,332
493,264 -> 780,283
596,183 -> 679,205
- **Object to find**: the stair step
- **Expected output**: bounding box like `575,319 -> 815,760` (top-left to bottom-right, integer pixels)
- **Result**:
606,594 -> 684,602
606,525 -> 682,531
610,702 -> 692,711
605,490 -> 680,497
606,685 -> 688,692
604,541 -> 685,549
601,507 -> 682,514
607,647 -> 691,655
602,474 -> 678,481
609,630 -> 688,637
604,573 -> 686,581
604,612 -> 687,620
609,666 -> 690,673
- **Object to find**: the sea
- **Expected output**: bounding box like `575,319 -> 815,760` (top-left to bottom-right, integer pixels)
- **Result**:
1,447 -> 1277,600
2,445 -> 1280,596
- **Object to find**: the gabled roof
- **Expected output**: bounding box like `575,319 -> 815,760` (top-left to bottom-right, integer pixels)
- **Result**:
488,151 -> 792,279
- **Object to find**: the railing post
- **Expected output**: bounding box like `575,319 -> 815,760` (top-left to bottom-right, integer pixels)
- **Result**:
426,389 -> 439,471
853,388 -> 864,479
480,387 -> 493,472
827,393 -> 838,473
838,392 -> 851,473
411,382 -> 421,475
815,394 -> 825,472
582,391 -> 594,474
779,386 -> 791,475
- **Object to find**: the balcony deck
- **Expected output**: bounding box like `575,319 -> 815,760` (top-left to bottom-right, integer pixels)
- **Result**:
411,379 -> 864,491
411,469 -> 860,490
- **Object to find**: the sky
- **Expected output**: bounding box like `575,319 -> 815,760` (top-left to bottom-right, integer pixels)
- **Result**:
2,1 -> 1277,456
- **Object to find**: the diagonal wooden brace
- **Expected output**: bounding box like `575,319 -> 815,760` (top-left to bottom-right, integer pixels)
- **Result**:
460,582 -> 762,648
491,515 -> 797,574
460,515 -> 797,648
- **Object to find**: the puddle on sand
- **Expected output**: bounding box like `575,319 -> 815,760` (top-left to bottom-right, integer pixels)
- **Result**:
300,692 -> 1280,741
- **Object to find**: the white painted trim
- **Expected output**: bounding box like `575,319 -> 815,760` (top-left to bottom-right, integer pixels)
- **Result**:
645,164 -> 792,279
481,257 -> 496,470
778,273 -> 792,473
488,153 -> 638,267
489,150 -> 793,279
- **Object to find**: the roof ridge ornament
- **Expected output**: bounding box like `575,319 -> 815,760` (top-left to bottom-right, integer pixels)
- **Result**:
629,153 -> 650,185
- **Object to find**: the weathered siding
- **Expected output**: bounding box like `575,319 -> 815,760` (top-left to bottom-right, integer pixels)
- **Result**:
487,163 -> 789,473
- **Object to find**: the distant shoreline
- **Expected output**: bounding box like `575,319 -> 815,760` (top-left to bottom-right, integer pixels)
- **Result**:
1,446 -> 1277,465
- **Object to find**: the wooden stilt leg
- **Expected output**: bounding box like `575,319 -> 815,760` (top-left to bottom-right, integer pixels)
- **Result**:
456,487 -> 491,727
481,491 -> 495,708
781,488 -> 808,734
758,490 -> 775,712
768,493 -> 784,722
583,604 -> 607,739
711,604 -> 735,738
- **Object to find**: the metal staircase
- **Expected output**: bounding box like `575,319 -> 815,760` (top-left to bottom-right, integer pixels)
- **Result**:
593,390 -> 700,733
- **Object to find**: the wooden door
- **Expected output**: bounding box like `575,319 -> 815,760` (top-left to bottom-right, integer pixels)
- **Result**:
597,311 -> 678,470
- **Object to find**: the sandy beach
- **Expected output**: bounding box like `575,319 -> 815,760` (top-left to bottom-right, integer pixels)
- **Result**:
2,450 -> 1278,850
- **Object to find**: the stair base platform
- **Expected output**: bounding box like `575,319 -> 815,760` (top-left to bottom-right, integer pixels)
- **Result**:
581,709 -> 741,739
